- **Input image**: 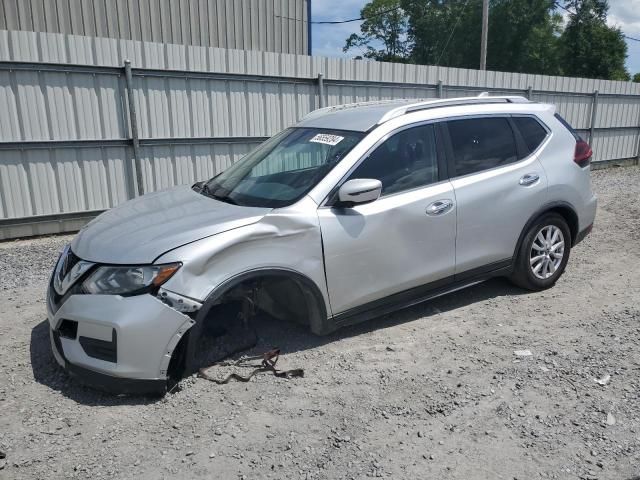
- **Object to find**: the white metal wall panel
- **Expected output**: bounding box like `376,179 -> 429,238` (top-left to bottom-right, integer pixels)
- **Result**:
0,68 -> 128,142
591,129 -> 639,162
104,146 -> 131,205
0,70 -> 20,139
596,97 -> 640,129
0,0 -> 310,55
0,150 -> 33,218
15,70 -> 49,140
533,93 -> 594,130
0,146 -> 131,218
56,147 -> 91,213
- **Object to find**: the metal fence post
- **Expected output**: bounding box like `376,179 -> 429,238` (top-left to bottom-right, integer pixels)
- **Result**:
317,73 -> 325,109
124,60 -> 144,197
526,86 -> 533,100
589,89 -> 599,145
437,80 -> 443,98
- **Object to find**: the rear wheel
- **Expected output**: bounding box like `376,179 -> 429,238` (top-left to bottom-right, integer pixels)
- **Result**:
511,213 -> 571,291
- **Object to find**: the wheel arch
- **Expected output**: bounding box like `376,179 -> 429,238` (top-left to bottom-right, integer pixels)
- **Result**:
514,201 -> 579,260
181,267 -> 330,375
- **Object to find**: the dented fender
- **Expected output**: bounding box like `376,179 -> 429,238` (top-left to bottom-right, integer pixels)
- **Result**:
156,196 -> 331,316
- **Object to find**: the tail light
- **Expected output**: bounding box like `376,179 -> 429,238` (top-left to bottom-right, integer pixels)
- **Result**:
574,139 -> 592,168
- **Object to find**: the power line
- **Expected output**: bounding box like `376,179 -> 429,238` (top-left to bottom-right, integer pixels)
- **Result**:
276,6 -> 403,25
435,0 -> 472,66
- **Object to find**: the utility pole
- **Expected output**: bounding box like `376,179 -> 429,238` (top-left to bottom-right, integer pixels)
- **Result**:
480,0 -> 489,70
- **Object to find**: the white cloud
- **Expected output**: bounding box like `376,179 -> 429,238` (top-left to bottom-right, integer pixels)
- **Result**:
608,1 -> 640,36
607,0 -> 640,74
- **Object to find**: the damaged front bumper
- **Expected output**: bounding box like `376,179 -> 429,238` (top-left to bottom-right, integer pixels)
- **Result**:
47,287 -> 199,394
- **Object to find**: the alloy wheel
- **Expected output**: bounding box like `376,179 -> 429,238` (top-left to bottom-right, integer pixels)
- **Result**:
530,225 -> 565,280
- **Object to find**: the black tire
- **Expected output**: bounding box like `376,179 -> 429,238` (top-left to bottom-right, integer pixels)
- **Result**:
510,213 -> 571,291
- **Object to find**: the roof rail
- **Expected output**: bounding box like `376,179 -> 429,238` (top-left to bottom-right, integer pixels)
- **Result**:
301,99 -> 411,122
377,95 -> 530,124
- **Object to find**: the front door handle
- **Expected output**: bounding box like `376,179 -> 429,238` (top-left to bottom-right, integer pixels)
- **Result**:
426,199 -> 454,216
519,173 -> 540,186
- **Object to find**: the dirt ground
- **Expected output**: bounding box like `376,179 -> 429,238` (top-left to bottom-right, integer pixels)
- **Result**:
1,166 -> 639,480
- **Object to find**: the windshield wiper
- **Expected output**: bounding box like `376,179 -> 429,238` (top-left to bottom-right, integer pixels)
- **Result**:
211,193 -> 238,205
199,184 -> 238,205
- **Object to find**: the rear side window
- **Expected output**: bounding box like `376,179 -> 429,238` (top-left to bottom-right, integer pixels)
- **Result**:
447,117 -> 518,176
513,116 -> 548,154
554,113 -> 582,141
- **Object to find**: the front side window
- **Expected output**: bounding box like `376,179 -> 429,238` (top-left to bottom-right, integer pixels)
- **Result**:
348,124 -> 439,196
202,128 -> 364,207
447,117 -> 518,177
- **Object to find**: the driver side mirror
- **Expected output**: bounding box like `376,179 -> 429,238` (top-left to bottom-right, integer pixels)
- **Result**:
336,179 -> 382,207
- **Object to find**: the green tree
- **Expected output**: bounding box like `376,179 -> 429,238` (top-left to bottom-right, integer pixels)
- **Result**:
487,0 -> 562,75
345,0 -> 628,81
400,0 -> 561,73
343,0 -> 410,62
633,73 -> 640,83
559,0 -> 629,80
400,0 -> 481,69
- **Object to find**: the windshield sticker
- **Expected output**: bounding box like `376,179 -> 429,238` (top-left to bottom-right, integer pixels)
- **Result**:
309,133 -> 344,146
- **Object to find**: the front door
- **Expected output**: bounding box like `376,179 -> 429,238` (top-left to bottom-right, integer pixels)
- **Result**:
317,123 -> 457,316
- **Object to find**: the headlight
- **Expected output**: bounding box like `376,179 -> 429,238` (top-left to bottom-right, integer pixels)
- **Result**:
82,263 -> 181,295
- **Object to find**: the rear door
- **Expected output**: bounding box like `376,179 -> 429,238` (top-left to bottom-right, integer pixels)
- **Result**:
443,115 -> 549,276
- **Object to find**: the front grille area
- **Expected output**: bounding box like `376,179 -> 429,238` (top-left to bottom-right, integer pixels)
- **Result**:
49,248 -> 93,314
49,249 -> 118,364
60,249 -> 81,279
58,319 -> 78,339
49,280 -> 89,314
79,329 -> 117,363
51,328 -> 67,363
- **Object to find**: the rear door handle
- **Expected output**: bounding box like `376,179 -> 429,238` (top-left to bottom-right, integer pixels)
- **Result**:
426,199 -> 454,216
519,173 -> 540,186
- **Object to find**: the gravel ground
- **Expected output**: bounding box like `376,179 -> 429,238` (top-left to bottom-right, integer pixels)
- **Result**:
1,166 -> 639,480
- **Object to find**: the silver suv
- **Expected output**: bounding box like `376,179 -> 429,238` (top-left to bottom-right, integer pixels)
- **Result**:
47,95 -> 597,394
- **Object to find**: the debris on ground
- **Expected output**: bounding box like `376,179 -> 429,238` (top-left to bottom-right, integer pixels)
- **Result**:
594,374 -> 611,385
513,349 -> 533,357
198,348 -> 304,384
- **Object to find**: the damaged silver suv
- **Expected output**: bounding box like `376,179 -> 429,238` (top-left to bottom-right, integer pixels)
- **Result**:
47,95 -> 597,394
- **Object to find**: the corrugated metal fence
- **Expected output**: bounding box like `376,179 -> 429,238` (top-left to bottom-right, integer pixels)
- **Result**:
0,0 -> 310,55
1,29 -> 640,239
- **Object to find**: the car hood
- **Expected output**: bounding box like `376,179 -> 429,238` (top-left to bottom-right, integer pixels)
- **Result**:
71,186 -> 271,264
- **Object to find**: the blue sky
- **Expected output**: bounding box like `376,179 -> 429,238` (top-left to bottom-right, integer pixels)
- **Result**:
310,0 -> 640,76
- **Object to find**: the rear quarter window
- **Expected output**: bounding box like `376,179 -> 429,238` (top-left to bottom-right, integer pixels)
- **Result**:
513,116 -> 549,155
554,113 -> 582,141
